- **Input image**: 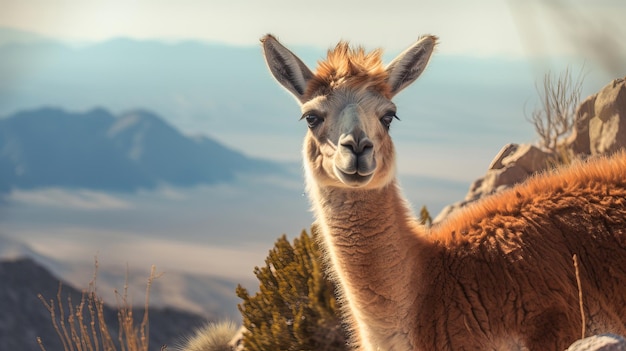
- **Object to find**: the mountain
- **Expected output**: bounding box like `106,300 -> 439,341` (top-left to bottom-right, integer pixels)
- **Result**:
0,107 -> 285,193
0,257 -> 207,350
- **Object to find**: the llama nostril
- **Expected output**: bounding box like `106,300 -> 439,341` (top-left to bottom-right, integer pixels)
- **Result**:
340,139 -> 358,154
360,139 -> 373,152
340,134 -> 373,155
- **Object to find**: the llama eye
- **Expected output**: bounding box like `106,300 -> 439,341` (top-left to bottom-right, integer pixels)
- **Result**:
380,112 -> 398,129
303,113 -> 323,128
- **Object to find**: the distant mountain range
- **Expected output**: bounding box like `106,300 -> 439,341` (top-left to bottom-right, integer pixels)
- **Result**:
0,107 -> 285,193
0,257 -> 207,350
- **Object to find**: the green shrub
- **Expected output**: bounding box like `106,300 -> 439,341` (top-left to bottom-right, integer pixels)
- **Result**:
236,227 -> 349,351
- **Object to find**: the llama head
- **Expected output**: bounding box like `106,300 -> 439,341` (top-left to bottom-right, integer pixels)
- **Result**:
262,34 -> 437,189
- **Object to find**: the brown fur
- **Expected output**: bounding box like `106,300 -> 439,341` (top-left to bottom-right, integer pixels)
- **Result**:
419,152 -> 626,350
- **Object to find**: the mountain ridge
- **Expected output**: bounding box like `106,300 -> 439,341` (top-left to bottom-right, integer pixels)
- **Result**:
0,106 -> 286,193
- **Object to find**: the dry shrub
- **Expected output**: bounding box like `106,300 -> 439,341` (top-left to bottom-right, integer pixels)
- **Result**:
527,66 -> 585,156
37,260 -> 161,351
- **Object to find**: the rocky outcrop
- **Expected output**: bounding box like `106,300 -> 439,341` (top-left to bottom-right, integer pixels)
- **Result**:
435,77 -> 626,223
568,92 -> 595,155
434,143 -> 555,222
568,77 -> 626,155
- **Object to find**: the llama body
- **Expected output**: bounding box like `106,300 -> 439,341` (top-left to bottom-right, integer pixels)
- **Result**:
261,34 -> 626,350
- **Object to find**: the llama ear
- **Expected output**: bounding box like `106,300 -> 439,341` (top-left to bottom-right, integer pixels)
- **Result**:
385,35 -> 437,97
261,34 -> 314,103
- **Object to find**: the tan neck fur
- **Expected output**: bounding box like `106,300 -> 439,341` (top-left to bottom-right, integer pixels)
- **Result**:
308,179 -> 429,350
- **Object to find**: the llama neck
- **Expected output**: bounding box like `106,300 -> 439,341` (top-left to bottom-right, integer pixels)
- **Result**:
309,180 -> 428,347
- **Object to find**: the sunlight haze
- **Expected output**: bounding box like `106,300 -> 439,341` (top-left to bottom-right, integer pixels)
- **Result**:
2,0 -> 625,60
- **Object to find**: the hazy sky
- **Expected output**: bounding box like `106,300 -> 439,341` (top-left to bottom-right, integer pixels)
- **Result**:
2,0 -> 626,61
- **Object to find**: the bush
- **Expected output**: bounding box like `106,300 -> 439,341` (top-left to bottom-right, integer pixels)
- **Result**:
236,227 -> 349,351
527,67 -> 585,155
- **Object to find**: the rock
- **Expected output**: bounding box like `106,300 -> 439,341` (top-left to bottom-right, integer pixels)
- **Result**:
568,93 -> 595,155
567,334 -> 626,351
568,77 -> 626,155
590,78 -> 626,154
504,144 -> 557,173
487,143 -> 518,170
469,143 -> 543,198
434,143 -> 554,222
481,166 -> 528,192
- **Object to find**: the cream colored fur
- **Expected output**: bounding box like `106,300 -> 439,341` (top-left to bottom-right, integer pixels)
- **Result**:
261,34 -> 626,351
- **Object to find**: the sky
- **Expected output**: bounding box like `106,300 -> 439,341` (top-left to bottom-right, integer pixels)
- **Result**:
1,0 -> 625,65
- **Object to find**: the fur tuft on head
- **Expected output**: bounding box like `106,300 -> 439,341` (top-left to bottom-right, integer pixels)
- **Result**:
305,42 -> 391,99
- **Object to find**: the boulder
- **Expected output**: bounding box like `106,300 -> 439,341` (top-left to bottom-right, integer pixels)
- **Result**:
434,143 -> 554,222
568,93 -> 595,155
590,78 -> 626,154
499,143 -> 556,173
568,77 -> 626,155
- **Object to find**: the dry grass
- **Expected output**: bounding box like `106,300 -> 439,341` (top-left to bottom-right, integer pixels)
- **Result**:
37,260 -> 162,351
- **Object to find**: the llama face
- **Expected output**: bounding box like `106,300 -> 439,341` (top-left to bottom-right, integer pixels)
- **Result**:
301,87 -> 398,189
261,34 -> 436,189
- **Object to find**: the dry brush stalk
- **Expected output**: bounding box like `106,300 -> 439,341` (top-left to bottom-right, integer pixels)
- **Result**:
38,260 -> 161,351
528,66 -> 585,153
